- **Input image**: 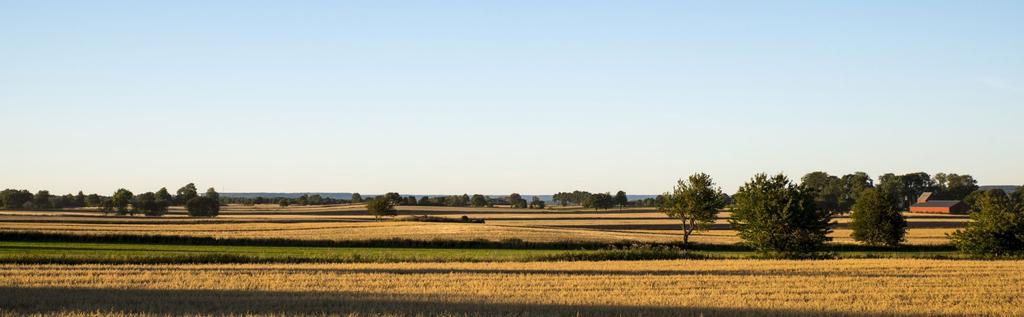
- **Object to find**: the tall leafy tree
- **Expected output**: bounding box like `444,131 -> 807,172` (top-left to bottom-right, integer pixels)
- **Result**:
614,190 -> 628,209
950,189 -> 1024,258
850,188 -> 906,246
33,190 -> 52,209
586,193 -> 615,211
529,196 -> 546,209
350,193 -> 363,203
132,192 -> 169,217
85,194 -> 102,207
934,173 -> 979,200
366,196 -> 397,220
74,191 -> 87,208
660,173 -> 726,245
186,196 -> 220,217
383,192 -> 403,205
839,172 -> 873,209
731,173 -> 833,256
111,189 -> 134,215
470,194 -> 490,207
900,172 -> 936,207
801,172 -> 843,213
508,193 -> 527,209
176,183 -> 198,205
205,187 -> 220,202
155,187 -> 173,205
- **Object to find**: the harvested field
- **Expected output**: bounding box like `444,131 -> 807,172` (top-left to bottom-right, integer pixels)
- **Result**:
0,205 -> 968,245
1,259 -> 1021,316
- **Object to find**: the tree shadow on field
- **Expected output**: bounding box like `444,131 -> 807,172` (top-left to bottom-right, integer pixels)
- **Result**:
0,286 -> 953,317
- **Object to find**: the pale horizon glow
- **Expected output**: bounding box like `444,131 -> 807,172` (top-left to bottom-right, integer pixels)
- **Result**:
1,1 -> 1022,195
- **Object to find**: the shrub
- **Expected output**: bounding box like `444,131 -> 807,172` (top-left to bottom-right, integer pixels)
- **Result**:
950,189 -> 1024,258
850,188 -> 906,246
186,197 -> 220,217
730,173 -> 833,257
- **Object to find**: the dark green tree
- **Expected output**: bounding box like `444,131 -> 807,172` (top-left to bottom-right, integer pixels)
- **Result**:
801,172 -> 843,213
730,173 -> 833,256
934,173 -> 979,200
508,193 -> 527,209
132,192 -> 169,217
350,193 -> 363,203
614,190 -> 628,209
383,192 -> 403,205
949,189 -> 1024,258
186,196 -> 220,217
33,190 -> 52,209
155,187 -> 173,205
839,172 -> 873,210
367,196 -> 397,220
111,189 -> 134,215
404,196 -> 418,206
98,199 -> 114,214
74,191 -> 87,208
205,187 -> 220,202
660,173 -> 726,245
85,194 -> 102,207
585,193 -> 615,211
850,188 -> 906,246
176,183 -> 198,205
529,196 -> 546,209
471,194 -> 490,207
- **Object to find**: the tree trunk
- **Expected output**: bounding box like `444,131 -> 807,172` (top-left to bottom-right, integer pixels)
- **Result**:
681,219 -> 691,245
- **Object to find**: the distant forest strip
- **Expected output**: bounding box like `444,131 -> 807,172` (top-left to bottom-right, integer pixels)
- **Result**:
0,231 -> 955,253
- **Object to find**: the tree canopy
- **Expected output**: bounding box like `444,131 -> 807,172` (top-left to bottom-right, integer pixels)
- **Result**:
367,196 -> 397,220
185,196 -> 220,217
660,173 -> 725,245
176,183 -> 198,205
731,173 -> 833,256
850,188 -> 906,246
950,189 -> 1024,258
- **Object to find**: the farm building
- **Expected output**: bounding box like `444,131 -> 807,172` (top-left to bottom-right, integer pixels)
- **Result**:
909,192 -> 968,214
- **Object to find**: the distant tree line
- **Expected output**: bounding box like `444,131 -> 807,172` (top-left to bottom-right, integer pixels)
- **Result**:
1,183 -> 221,218
551,190 -> 629,210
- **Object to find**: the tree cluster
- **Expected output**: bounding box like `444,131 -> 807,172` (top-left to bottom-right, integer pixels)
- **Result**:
551,190 -> 628,210
877,172 -> 979,210
1,189 -> 94,210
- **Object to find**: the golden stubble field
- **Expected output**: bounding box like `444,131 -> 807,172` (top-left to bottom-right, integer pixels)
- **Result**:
1,259 -> 1021,316
0,204 -> 966,245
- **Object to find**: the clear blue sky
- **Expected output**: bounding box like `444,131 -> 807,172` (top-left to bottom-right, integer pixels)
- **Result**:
1,1 -> 1022,195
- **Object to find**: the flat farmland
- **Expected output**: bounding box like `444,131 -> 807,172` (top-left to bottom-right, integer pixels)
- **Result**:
0,204 -> 967,245
1,259 -> 1021,316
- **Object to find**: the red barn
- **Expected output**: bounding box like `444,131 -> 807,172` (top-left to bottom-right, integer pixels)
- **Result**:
909,192 -> 968,214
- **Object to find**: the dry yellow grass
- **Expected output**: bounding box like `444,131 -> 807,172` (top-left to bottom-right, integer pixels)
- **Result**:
1,259 -> 1021,316
0,205 -> 966,245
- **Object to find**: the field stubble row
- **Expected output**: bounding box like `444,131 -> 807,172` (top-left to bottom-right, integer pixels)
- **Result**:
1,259 -> 1021,316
